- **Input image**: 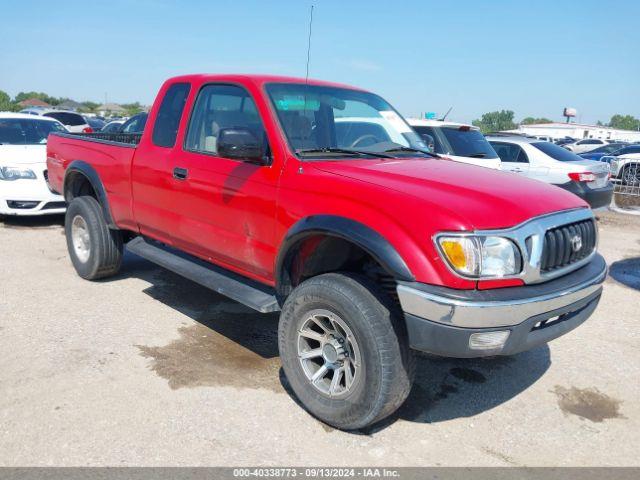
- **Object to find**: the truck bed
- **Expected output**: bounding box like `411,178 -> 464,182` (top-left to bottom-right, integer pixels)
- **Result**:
46,131 -> 141,229
55,131 -> 142,146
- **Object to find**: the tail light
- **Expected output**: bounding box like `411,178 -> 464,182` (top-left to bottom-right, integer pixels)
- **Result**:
82,127 -> 93,133
568,172 -> 596,182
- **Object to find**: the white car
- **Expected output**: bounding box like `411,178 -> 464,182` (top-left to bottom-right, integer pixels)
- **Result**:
563,138 -> 612,154
20,108 -> 92,133
0,113 -> 68,217
487,135 -> 613,209
407,118 -> 501,169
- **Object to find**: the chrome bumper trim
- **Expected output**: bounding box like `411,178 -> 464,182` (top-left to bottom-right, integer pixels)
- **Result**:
397,260 -> 607,329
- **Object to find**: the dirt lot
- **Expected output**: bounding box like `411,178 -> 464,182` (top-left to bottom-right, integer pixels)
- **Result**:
0,210 -> 639,466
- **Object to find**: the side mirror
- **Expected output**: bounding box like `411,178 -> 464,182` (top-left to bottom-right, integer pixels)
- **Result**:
217,127 -> 266,163
420,133 -> 435,152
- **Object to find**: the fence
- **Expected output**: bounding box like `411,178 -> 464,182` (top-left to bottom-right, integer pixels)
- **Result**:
608,156 -> 640,213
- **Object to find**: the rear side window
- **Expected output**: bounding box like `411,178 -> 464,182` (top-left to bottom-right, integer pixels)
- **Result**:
121,113 -> 148,133
531,142 -> 584,162
490,142 -> 528,163
152,83 -> 191,148
44,112 -> 86,126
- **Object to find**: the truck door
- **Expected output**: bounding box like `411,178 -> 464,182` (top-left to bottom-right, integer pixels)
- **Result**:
164,83 -> 280,283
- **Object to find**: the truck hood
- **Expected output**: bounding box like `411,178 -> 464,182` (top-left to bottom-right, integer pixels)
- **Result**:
0,145 -> 47,165
311,157 -> 588,230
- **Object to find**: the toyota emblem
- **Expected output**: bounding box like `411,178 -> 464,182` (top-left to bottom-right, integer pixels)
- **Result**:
570,235 -> 582,252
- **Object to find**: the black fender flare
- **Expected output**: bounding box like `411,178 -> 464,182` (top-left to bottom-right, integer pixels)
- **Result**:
275,215 -> 415,294
63,160 -> 116,228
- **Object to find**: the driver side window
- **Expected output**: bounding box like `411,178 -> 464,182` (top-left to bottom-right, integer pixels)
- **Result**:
184,84 -> 267,155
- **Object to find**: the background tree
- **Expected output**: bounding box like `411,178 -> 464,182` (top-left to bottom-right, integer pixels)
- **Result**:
14,91 -> 60,106
608,114 -> 640,131
520,117 -> 552,125
121,102 -> 143,116
79,101 -> 99,113
472,110 -> 516,133
0,90 -> 21,112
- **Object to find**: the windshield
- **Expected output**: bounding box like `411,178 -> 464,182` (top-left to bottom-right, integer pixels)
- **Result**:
265,83 -> 427,158
412,125 -> 498,159
0,118 -> 66,145
532,141 -> 585,161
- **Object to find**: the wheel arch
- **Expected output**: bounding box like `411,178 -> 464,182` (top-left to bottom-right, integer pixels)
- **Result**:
63,160 -> 116,228
275,215 -> 414,299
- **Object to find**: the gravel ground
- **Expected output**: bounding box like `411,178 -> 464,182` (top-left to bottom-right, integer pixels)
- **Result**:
0,210 -> 639,466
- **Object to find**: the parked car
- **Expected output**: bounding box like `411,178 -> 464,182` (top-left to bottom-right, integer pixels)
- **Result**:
0,113 -> 68,217
488,135 -> 613,209
47,74 -> 606,430
407,118 -> 501,169
555,137 -> 578,146
19,107 -> 48,116
84,116 -> 106,132
101,120 -> 125,132
29,109 -> 93,133
606,147 -> 640,185
578,143 -> 628,161
119,112 -> 148,133
563,138 -> 612,153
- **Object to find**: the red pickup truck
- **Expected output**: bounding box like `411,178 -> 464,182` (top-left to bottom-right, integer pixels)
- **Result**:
47,74 -> 606,430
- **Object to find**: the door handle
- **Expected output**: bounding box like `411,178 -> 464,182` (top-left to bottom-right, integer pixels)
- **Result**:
173,167 -> 188,180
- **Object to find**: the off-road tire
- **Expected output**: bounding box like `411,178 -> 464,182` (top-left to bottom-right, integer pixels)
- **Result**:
65,196 -> 123,280
278,272 -> 414,430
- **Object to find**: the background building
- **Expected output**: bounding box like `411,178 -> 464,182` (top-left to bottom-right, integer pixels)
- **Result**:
508,122 -> 640,142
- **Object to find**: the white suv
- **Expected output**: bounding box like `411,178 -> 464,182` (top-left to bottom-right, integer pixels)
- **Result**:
407,119 -> 501,169
487,135 -> 613,209
21,108 -> 92,133
0,113 -> 68,217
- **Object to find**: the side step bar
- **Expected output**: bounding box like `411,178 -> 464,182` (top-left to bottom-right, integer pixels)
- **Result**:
126,237 -> 280,313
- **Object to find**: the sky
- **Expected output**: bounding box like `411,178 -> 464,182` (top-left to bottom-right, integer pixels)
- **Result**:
1,0 -> 638,125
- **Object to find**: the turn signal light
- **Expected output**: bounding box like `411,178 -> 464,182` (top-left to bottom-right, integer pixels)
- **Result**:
82,127 -> 93,133
568,172 -> 596,182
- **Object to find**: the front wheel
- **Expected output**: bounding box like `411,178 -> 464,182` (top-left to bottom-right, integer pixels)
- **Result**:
65,196 -> 123,280
278,273 -> 414,430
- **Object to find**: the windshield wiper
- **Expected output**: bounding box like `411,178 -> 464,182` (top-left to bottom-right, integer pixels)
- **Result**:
297,147 -> 394,159
468,152 -> 487,158
383,146 -> 440,158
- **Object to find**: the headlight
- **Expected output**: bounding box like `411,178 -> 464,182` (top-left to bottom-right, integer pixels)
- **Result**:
0,167 -> 37,181
437,235 -> 521,278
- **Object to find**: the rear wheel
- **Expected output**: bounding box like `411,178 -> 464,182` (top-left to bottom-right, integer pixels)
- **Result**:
65,196 -> 123,280
278,273 -> 414,430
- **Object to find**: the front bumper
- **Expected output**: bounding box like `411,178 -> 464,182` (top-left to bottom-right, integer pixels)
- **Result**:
397,254 -> 607,358
0,168 -> 66,216
558,181 -> 613,210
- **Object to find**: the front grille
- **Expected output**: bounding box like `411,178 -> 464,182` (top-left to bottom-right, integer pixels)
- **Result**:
42,201 -> 66,210
540,219 -> 596,272
7,200 -> 39,209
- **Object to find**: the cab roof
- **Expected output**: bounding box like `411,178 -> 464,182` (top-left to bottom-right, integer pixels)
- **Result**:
163,73 -> 367,92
